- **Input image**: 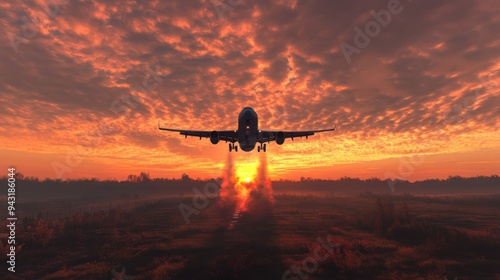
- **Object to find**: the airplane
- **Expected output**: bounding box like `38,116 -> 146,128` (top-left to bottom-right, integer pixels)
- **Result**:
158,107 -> 335,152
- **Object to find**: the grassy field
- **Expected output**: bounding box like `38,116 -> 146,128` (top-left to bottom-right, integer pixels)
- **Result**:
2,190 -> 500,279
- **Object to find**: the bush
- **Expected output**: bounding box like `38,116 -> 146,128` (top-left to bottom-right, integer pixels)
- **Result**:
357,197 -> 412,234
22,218 -> 55,248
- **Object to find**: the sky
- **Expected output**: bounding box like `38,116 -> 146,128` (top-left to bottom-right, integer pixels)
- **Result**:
0,0 -> 499,181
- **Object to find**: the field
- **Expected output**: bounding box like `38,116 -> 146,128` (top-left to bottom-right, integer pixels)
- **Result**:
2,182 -> 500,280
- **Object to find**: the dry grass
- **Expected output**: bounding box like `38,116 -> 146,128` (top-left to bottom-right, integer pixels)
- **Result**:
1,192 -> 499,279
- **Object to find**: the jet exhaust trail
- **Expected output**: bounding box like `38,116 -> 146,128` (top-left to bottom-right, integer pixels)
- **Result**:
219,152 -> 274,214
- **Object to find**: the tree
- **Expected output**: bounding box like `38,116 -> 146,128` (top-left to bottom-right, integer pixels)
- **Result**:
139,172 -> 151,182
181,173 -> 191,182
127,174 -> 139,183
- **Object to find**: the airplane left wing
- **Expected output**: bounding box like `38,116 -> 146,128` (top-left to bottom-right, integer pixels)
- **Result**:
158,123 -> 238,143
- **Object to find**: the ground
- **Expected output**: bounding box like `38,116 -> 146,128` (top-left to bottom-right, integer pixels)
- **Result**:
2,189 -> 500,279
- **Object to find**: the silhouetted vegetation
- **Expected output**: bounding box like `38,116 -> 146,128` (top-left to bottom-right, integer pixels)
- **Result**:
274,175 -> 500,194
1,174 -> 498,204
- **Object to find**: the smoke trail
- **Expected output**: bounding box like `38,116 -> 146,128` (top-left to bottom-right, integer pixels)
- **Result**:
256,151 -> 273,201
246,152 -> 274,213
220,152 -> 237,196
219,152 -> 238,209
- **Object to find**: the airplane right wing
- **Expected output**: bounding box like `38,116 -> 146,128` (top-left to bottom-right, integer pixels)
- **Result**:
258,126 -> 336,143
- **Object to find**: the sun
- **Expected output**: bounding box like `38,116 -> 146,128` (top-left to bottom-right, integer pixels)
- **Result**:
235,161 -> 258,184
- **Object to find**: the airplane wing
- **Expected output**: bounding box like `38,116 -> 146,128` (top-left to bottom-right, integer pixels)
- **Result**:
258,126 -> 335,143
158,123 -> 238,143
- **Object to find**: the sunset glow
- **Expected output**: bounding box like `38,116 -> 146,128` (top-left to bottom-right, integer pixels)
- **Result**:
219,153 -> 274,212
1,0 -> 499,181
235,162 -> 258,184
4,2 -> 500,279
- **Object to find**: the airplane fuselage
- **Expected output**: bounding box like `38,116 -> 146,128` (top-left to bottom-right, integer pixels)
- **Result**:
237,107 -> 259,152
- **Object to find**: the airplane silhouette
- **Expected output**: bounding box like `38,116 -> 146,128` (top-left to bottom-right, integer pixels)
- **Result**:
159,107 -> 335,152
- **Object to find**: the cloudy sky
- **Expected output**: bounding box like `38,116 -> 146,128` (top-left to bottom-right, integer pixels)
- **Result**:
1,0 -> 499,181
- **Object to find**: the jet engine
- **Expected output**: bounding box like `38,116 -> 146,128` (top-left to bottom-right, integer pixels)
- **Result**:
210,130 -> 219,144
276,131 -> 285,145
